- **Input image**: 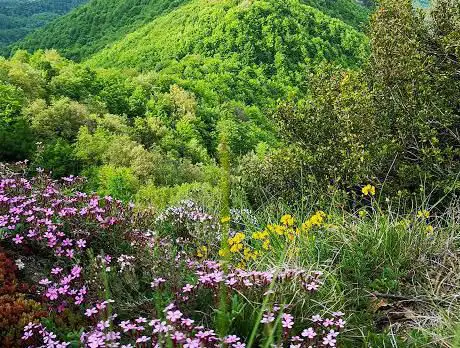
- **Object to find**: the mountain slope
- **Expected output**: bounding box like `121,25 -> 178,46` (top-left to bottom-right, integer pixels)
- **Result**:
88,0 -> 368,69
0,0 -> 88,55
87,0 -> 367,72
82,0 -> 368,110
14,0 -> 369,61
14,0 -> 192,61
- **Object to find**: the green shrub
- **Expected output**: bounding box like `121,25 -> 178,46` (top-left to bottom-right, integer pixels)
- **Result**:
23,97 -> 92,141
32,139 -> 81,177
135,181 -> 220,210
92,165 -> 140,201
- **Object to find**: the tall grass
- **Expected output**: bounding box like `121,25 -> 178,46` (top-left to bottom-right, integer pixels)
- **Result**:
226,188 -> 460,346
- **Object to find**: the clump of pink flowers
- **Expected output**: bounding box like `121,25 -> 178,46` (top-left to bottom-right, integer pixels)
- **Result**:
0,164 -> 347,347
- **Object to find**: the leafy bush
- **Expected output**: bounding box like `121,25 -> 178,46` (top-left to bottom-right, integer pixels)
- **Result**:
91,165 -> 140,201
0,252 -> 46,347
238,146 -> 316,206
23,97 -> 91,141
32,139 -> 81,178
0,165 -> 349,347
135,182 -> 221,210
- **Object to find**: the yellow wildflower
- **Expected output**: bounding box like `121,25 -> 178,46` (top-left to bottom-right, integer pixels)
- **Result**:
196,245 -> 208,258
221,216 -> 230,223
362,184 -> 376,196
230,243 -> 243,253
358,210 -> 367,218
280,214 -> 294,226
302,211 -> 326,230
262,239 -> 271,250
426,225 -> 434,234
252,231 -> 268,240
417,210 -> 430,219
234,232 -> 245,243
302,221 -> 312,231
219,248 -> 230,257
243,247 -> 259,261
274,224 -> 285,235
310,211 -> 326,226
228,233 -> 245,246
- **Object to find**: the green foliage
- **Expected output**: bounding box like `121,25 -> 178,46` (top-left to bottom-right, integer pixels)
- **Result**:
32,139 -> 81,178
238,146 -> 312,206
14,0 -> 368,61
89,165 -> 140,201
0,81 -> 34,160
0,117 -> 34,161
367,0 -> 460,198
268,0 -> 460,204
135,181 -> 221,210
87,0 -> 369,78
302,0 -> 370,28
23,97 -> 91,141
50,64 -> 99,100
274,66 -> 377,189
0,0 -> 456,212
14,0 -> 190,61
0,82 -> 24,122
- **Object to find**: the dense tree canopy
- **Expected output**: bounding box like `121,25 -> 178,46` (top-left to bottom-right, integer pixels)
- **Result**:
13,0 -> 369,61
0,0 -> 87,55
0,0 -> 454,207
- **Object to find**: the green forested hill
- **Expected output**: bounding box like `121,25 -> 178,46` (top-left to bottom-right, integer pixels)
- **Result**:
0,0 -> 88,55
14,0 -> 369,61
13,0 -> 193,61
0,0 -> 369,188
86,0 -> 368,99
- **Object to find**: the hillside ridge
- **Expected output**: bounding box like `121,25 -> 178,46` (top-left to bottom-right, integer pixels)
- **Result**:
13,0 -> 369,60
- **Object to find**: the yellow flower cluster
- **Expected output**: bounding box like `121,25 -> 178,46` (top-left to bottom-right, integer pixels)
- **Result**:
228,232 -> 245,253
244,247 -> 261,261
417,210 -> 430,219
252,230 -> 273,249
196,245 -> 208,258
362,184 -> 376,196
219,232 -> 261,268
218,212 -> 328,267
280,214 -> 295,226
302,211 -> 326,231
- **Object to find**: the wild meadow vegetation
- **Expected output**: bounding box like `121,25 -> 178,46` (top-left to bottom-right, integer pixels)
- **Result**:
0,0 -> 459,346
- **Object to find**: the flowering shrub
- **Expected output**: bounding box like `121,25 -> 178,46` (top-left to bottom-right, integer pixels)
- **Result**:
0,165 -> 347,347
24,259 -> 346,347
155,199 -> 219,241
0,164 -> 156,336
220,213 -> 328,268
